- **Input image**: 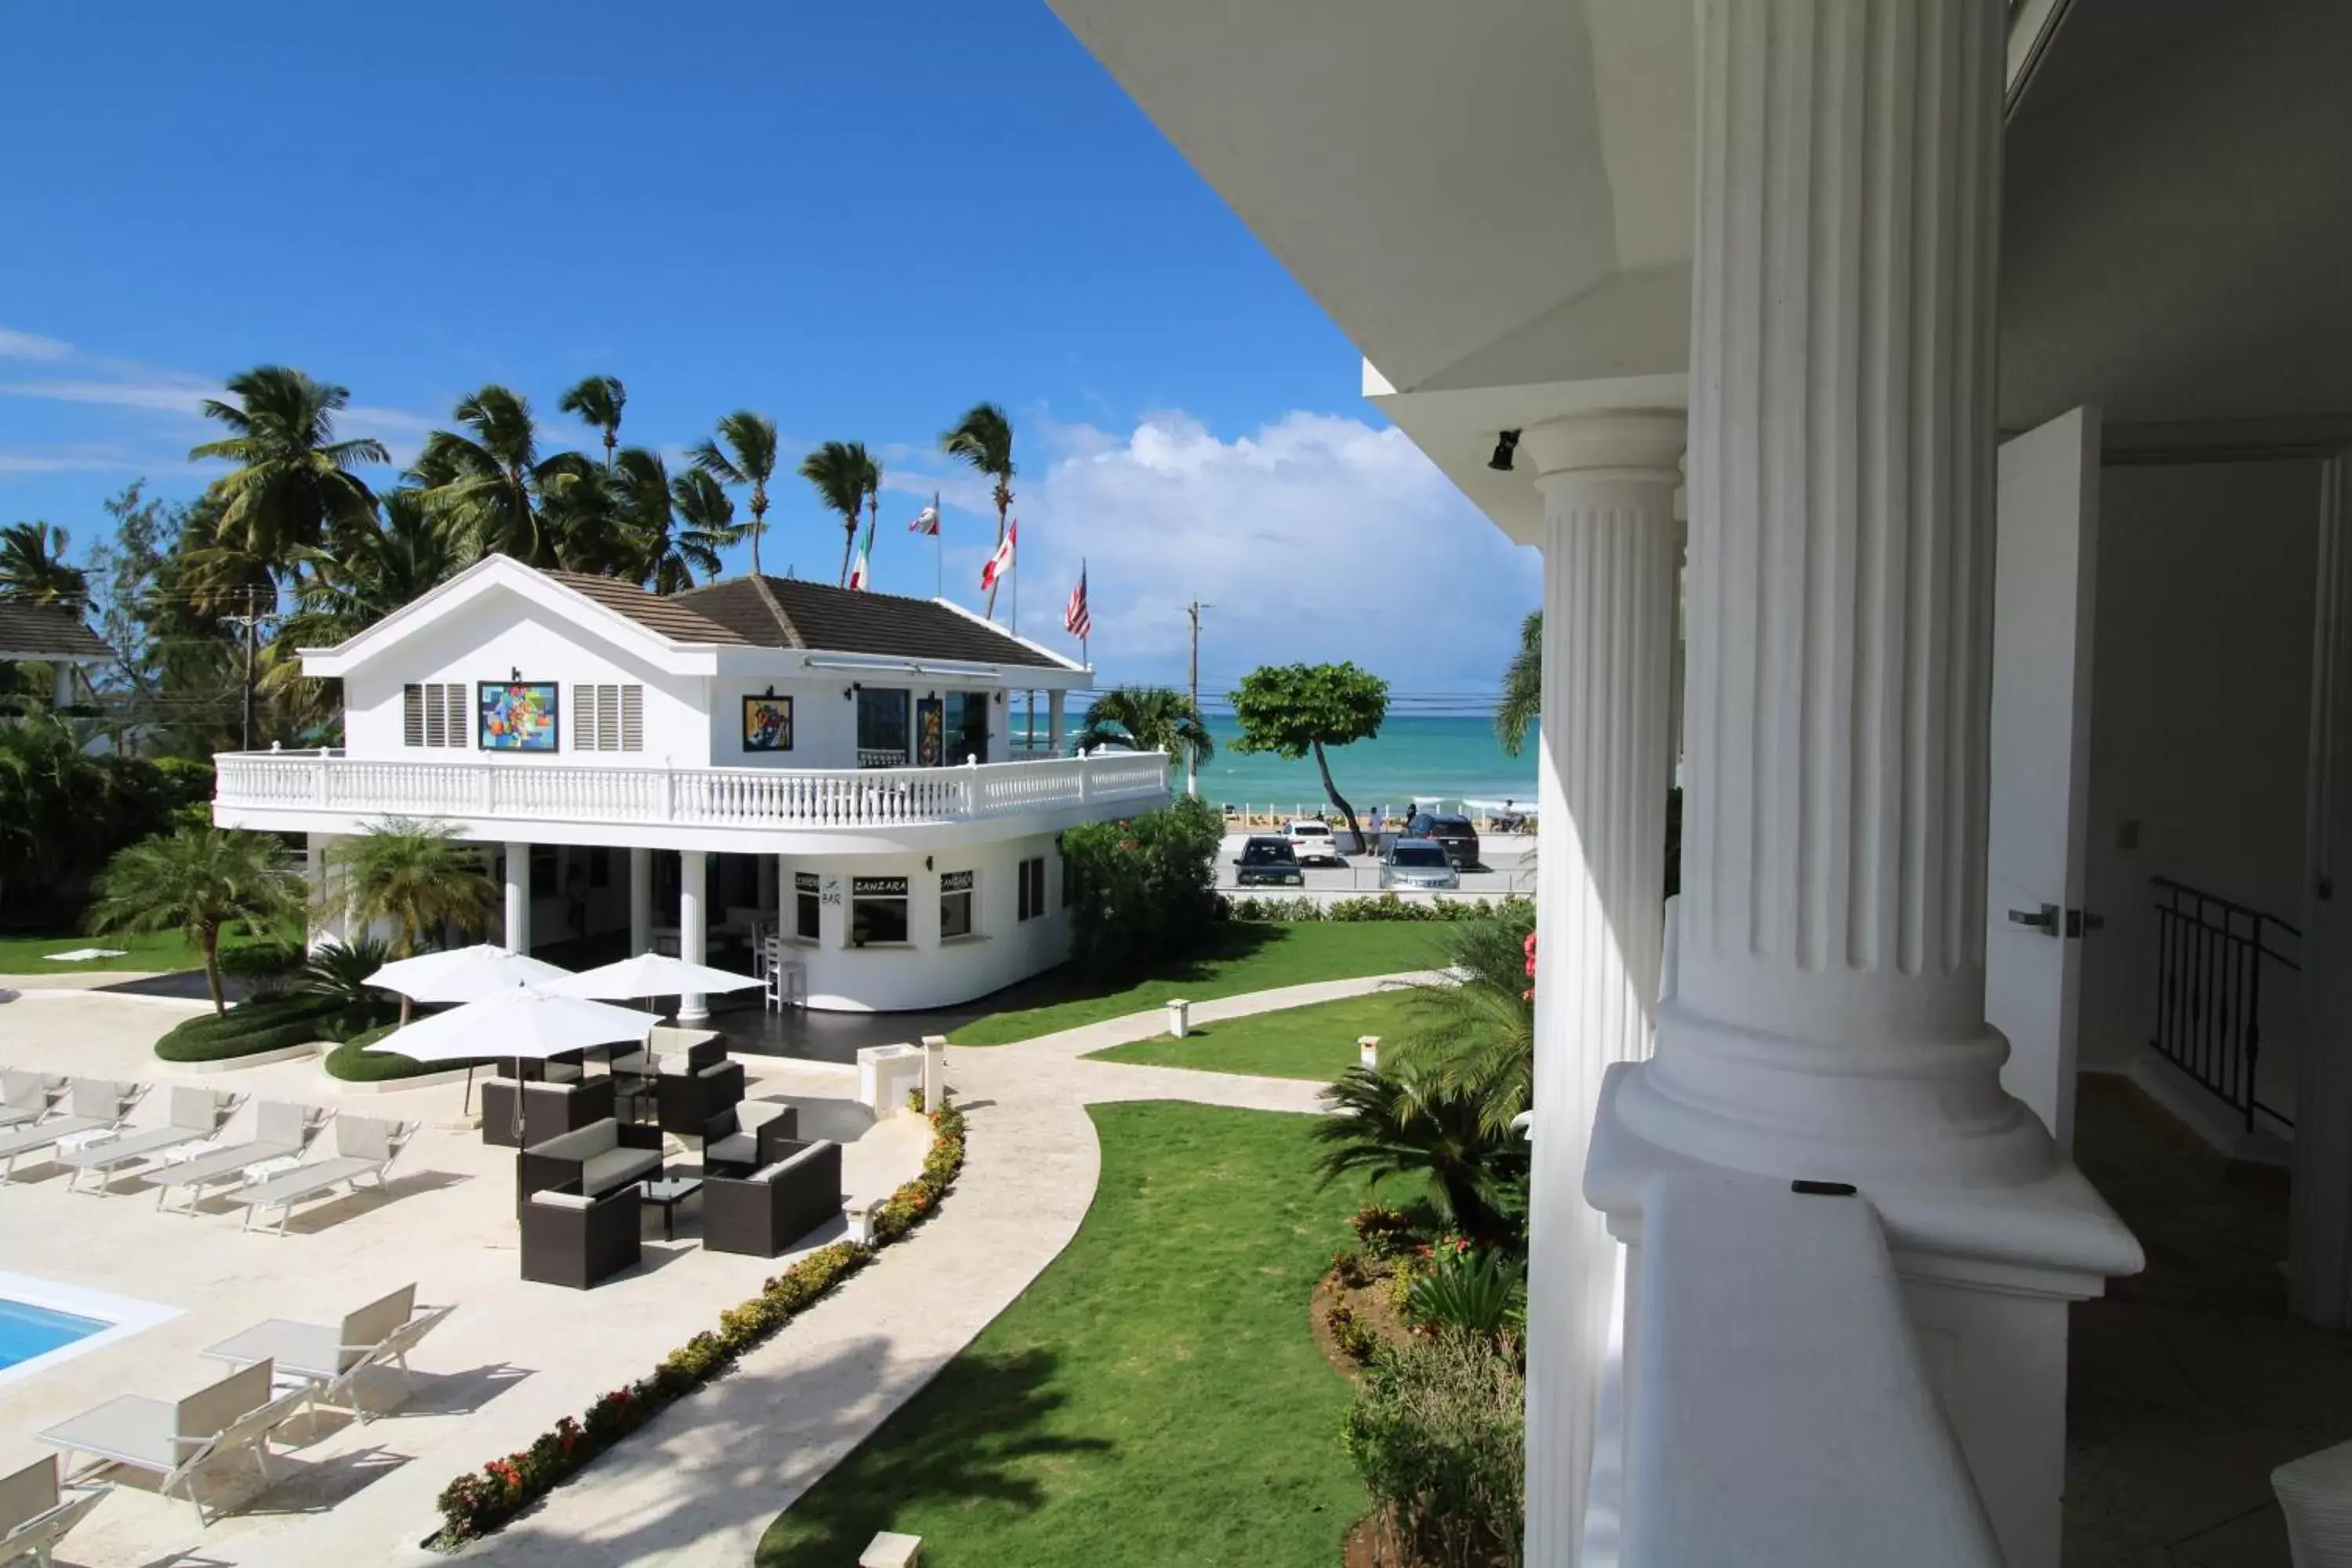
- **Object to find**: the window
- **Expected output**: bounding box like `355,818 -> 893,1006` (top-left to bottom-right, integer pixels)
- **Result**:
795,872 -> 822,942
856,688 -> 911,765
945,691 -> 989,764
401,683 -> 469,748
851,875 -> 909,946
1017,855 -> 1047,921
575,683 -> 644,752
940,870 -> 975,939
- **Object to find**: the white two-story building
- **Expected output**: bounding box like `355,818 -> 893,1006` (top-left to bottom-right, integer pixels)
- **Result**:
210,555 -> 1169,1015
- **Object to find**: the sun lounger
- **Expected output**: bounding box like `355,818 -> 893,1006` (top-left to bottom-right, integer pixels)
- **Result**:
36,1358 -> 306,1528
0,1454 -> 107,1568
59,1087 -> 245,1195
224,1116 -> 417,1236
201,1283 -> 454,1424
0,1071 -> 64,1133
0,1080 -> 144,1183
142,1101 -> 331,1215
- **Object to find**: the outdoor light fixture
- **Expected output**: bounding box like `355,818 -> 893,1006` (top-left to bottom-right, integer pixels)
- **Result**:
924,855 -> 934,871
510,666 -> 523,682
994,691 -> 1006,706
764,684 -> 775,698
1489,430 -> 1521,472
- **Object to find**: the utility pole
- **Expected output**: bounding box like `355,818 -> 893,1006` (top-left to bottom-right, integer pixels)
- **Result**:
224,586 -> 266,752
1185,601 -> 1211,798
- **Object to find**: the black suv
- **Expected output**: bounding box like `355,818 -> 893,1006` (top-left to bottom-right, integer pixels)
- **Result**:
1234,836 -> 1305,887
1405,812 -> 1482,870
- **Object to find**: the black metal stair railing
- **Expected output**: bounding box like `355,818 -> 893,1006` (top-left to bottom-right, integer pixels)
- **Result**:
2150,876 -> 2301,1132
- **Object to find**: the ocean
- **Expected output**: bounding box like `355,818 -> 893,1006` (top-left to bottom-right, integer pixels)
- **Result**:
1188,713 -> 1537,816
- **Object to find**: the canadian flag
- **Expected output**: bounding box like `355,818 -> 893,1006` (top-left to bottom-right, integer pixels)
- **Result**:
979,520 -> 1017,593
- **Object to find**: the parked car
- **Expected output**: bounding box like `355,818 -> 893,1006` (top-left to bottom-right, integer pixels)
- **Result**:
1235,836 -> 1306,887
1381,838 -> 1462,891
1286,818 -> 1344,866
1405,812 -> 1483,869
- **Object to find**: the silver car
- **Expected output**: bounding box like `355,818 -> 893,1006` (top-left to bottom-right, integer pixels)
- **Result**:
1381,837 -> 1461,891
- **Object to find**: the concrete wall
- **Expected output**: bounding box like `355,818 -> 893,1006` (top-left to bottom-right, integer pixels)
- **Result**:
2078,459 -> 2319,1109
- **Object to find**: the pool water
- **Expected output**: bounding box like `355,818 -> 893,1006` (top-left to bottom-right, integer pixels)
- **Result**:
0,1297 -> 107,1369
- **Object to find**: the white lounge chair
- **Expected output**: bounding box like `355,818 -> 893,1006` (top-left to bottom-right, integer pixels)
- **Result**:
36,1358 -> 306,1528
0,1080 -> 145,1183
201,1283 -> 454,1424
59,1087 -> 245,1195
142,1101 -> 332,1215
0,1454 -> 106,1568
225,1116 -> 417,1236
0,1072 -> 64,1133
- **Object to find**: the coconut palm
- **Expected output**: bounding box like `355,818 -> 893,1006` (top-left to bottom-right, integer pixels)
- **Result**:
691,412 -> 779,575
670,468 -> 742,588
87,826 -> 304,1014
557,375 -> 627,470
0,521 -> 89,608
328,818 -> 500,1023
276,488 -> 469,657
414,385 -> 596,567
940,402 -> 1015,616
799,441 -> 877,588
1075,686 -> 1215,772
608,448 -> 741,593
187,366 -> 387,569
1494,610 -> 1541,757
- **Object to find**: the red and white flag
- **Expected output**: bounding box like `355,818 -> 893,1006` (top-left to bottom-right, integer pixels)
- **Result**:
1063,564 -> 1091,641
907,495 -> 941,535
848,545 -> 871,591
979,520 -> 1017,593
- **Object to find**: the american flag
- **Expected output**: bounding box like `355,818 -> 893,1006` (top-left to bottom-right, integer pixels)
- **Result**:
1064,564 -> 1091,641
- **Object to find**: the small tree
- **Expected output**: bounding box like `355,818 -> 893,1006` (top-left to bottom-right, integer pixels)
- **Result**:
1058,795 -> 1224,969
88,826 -> 303,1014
1229,661 -> 1388,848
1074,686 -> 1215,775
330,818 -> 499,1023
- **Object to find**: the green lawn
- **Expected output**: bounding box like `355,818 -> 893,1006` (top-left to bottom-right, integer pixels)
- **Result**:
0,925 -> 287,975
949,922 -> 1440,1045
1088,988 -> 1428,1080
756,1102 -> 1368,1568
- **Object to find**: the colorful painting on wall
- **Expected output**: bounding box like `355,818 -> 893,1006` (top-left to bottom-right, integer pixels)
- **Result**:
479,681 -> 559,752
916,697 -> 944,767
743,694 -> 794,753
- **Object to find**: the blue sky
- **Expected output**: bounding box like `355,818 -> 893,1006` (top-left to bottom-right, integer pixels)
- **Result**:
0,2 -> 1537,701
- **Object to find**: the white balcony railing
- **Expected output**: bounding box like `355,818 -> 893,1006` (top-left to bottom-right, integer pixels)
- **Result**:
213,749 -> 1171,832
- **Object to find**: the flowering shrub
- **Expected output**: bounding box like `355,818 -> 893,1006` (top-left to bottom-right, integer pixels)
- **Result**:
1327,1300 -> 1378,1365
1351,1203 -> 1416,1259
430,1102 -> 969,1550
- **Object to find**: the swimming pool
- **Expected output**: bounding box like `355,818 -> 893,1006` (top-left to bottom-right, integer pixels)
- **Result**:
0,1297 -> 106,1369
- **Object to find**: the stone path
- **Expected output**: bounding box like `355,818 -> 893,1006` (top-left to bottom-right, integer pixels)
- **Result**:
446,970 -> 1437,1566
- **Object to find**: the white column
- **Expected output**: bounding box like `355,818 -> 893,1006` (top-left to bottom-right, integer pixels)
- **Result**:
1048,688 -> 1066,753
1519,410 -> 1684,1567
678,850 -> 708,1022
628,847 -> 652,956
1584,6 -> 2138,1566
51,662 -> 73,710
503,841 -> 529,955
303,833 -> 332,951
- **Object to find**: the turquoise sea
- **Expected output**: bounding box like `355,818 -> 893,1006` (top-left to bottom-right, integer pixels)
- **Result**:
1188,713 -> 1537,815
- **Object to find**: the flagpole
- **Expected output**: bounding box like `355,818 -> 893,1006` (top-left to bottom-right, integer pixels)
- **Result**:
933,491 -> 942,600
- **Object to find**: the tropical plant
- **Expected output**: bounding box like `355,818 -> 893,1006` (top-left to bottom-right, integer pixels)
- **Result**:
187,366 -> 387,568
668,468 -> 743,587
597,448 -> 739,593
692,412 -> 780,575
289,933 -> 397,1012
1313,1064 -> 1527,1247
86,826 -> 303,1014
328,818 -> 499,1022
1495,609 -> 1541,757
1393,906 -> 1537,1138
1075,686 -> 1214,772
799,441 -> 878,588
414,385 -> 597,567
940,402 -> 1015,615
0,521 -> 89,608
1057,794 -> 1225,968
557,375 -> 627,470
1229,661 -> 1389,850
277,488 -> 467,652
1406,1247 -> 1526,1339
1342,1330 -> 1526,1568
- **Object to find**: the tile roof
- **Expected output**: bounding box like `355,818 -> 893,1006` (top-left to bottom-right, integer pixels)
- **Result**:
542,571 -> 751,645
0,602 -> 114,660
677,575 -> 1069,670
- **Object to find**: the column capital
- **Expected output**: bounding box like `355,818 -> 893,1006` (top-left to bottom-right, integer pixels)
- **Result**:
1519,408 -> 1686,486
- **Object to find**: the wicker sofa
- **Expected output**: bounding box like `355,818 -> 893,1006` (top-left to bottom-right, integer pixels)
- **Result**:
702,1138 -> 843,1258
520,1183 -> 641,1289
702,1104 -> 800,1178
516,1118 -> 662,1210
483,1074 -> 615,1149
655,1058 -> 746,1139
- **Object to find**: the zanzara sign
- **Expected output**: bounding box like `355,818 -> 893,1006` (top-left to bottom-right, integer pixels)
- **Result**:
853,877 -> 909,897
939,871 -> 975,893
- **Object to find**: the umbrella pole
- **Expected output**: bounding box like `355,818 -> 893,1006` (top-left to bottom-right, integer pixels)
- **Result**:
463,1065 -> 477,1116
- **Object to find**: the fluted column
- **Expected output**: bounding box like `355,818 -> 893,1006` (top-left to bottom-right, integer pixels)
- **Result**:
678,851 -> 709,1022
503,842 -> 530,956
1521,409 -> 1683,1566
629,847 -> 652,956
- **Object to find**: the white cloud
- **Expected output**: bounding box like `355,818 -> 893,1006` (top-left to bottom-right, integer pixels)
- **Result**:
0,328 -> 73,361
0,447 -> 132,474
0,376 -> 215,414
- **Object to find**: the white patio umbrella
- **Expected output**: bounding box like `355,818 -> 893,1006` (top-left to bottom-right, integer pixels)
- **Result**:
365,944 -> 572,1004
536,953 -> 766,1006
365,989 -> 661,1134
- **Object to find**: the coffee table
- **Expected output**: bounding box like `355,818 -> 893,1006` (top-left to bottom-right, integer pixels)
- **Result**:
638,1174 -> 703,1242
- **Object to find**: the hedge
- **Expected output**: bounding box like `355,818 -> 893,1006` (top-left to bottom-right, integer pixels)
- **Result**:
1229,893 -> 1536,924
324,1024 -> 492,1083
430,1101 -> 970,1550
153,996 -> 351,1062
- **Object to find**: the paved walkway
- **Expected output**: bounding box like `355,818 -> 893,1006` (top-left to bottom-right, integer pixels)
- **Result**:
443,970 -> 1435,1566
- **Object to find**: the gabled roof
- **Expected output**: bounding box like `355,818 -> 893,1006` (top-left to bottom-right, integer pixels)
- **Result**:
0,602 -> 114,662
673,575 -> 1076,671
541,572 -> 750,646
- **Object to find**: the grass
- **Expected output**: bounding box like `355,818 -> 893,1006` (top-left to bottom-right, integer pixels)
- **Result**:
756,1101 -> 1369,1568
1087,988 -> 1428,1080
0,924 -> 290,975
949,922 -> 1440,1045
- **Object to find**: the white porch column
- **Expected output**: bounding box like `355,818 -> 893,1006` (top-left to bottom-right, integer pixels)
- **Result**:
503,841 -> 529,955
51,662 -> 73,711
1584,5 -> 2139,1567
1519,409 -> 1684,1567
628,847 -> 652,956
678,850 -> 709,1022
1048,688 -> 1066,753
303,833 -> 333,951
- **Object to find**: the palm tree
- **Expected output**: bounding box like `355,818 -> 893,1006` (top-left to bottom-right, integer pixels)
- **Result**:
609,448 -> 741,593
187,366 -> 387,569
799,441 -> 877,588
87,826 -> 304,1014
276,488 -> 469,655
1495,610 -> 1541,757
692,412 -> 779,576
328,818 -> 499,1023
670,468 -> 742,589
414,385 -> 596,567
1312,1063 -> 1527,1247
0,522 -> 89,608
940,403 -> 1015,617
1392,908 -> 1537,1138
1075,686 -> 1214,772
557,375 -> 627,470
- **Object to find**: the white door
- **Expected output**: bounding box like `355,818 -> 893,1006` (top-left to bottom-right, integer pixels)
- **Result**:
1987,406 -> 2103,1152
